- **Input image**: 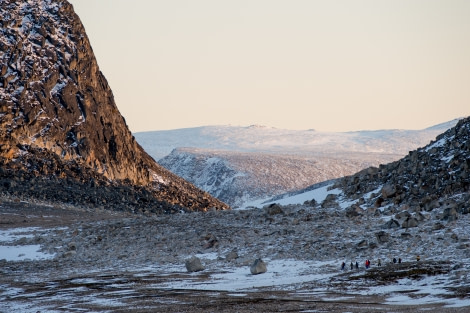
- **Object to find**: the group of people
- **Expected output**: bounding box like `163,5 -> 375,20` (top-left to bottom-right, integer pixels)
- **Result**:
341,261 -> 360,270
341,255 -> 421,270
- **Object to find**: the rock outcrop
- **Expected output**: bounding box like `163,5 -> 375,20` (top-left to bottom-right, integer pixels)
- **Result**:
0,0 -> 229,212
336,116 -> 470,215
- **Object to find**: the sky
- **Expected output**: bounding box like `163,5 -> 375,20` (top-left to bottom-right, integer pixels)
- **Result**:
68,0 -> 470,133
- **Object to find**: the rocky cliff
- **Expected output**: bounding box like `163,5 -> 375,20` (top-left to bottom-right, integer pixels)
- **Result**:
0,0 -> 229,212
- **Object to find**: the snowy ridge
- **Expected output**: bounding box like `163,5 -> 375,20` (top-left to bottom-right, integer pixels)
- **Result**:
135,121 -> 459,160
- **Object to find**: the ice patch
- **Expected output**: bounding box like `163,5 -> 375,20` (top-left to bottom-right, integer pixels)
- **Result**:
0,244 -> 53,261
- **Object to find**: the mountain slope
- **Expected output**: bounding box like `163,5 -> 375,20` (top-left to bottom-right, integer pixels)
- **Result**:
160,148 -> 400,207
0,0 -> 228,212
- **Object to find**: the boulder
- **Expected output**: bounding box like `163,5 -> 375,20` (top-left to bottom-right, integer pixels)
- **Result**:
321,194 -> 339,208
375,231 -> 389,244
185,256 -> 204,272
401,217 -> 419,228
265,204 -> 284,215
226,250 -> 239,261
395,211 -> 411,220
382,219 -> 400,229
381,184 -> 397,198
345,205 -> 363,217
442,207 -> 458,221
250,258 -> 267,275
356,240 -> 368,248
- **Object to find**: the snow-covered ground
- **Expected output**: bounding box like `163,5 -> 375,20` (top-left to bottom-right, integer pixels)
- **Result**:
0,227 -> 54,261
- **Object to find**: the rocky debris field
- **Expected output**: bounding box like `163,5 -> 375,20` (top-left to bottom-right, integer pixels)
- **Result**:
1,198 -> 470,312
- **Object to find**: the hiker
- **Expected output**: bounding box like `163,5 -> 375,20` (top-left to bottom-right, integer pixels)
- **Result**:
365,259 -> 370,269
350,262 -> 353,270
416,255 -> 420,262
378,259 -> 381,266
398,258 -> 402,263
341,261 -> 346,270
355,261 -> 359,269
393,257 -> 397,264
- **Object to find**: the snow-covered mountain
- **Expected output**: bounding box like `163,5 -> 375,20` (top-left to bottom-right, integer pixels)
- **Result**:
135,121 -> 458,160
137,120 -> 459,207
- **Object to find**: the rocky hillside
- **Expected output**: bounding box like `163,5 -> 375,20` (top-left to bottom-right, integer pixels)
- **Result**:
0,0 -> 229,212
334,116 -> 470,217
160,148 -> 400,207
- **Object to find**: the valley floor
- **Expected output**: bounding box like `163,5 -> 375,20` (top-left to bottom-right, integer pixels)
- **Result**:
1,200 -> 469,312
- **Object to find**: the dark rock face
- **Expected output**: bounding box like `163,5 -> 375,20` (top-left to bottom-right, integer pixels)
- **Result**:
0,0 -> 229,212
337,117 -> 470,215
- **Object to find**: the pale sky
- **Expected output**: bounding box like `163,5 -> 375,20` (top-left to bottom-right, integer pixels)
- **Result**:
68,0 -> 469,132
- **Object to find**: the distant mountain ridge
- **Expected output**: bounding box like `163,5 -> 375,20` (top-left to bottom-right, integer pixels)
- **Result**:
0,0 -> 229,212
135,121 -> 460,160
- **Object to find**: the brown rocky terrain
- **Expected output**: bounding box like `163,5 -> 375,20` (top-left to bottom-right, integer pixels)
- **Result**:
0,0 -> 229,212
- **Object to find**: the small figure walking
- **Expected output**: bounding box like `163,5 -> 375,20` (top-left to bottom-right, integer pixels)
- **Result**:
350,262 -> 353,270
378,259 -> 382,266
341,261 -> 346,270
356,261 -> 359,269
416,255 -> 420,262
398,258 -> 402,263
365,259 -> 370,269
393,257 -> 397,264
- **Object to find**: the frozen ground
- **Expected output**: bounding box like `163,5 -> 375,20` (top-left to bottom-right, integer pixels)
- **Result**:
1,198 -> 469,312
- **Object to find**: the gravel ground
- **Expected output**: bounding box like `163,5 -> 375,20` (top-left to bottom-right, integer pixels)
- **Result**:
1,199 -> 469,312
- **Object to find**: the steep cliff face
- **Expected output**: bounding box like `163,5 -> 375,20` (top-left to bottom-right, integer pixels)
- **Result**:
0,0 -> 229,212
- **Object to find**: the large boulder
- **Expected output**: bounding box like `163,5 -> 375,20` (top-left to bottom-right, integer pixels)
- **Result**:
250,258 -> 267,275
185,256 -> 204,272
